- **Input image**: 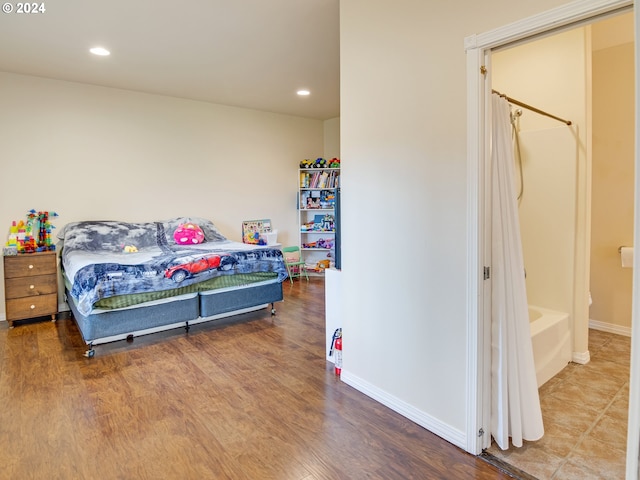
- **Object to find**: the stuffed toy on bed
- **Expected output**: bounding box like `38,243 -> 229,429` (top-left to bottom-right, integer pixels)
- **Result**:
173,222 -> 205,245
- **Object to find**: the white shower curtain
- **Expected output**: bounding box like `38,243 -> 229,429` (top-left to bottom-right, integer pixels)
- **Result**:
490,93 -> 544,450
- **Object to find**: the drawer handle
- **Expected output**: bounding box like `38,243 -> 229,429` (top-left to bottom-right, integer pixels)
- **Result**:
28,264 -> 34,269
30,305 -> 35,310
30,285 -> 35,289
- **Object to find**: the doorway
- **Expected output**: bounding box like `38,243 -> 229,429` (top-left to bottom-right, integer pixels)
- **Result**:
464,1 -> 638,478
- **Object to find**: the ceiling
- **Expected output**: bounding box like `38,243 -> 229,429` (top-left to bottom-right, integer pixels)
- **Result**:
0,0 -> 340,120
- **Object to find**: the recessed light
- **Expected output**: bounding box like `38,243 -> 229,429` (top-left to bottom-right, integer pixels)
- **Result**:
90,47 -> 110,56
297,89 -> 310,96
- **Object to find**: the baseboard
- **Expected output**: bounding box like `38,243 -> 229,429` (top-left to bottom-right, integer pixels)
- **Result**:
340,370 -> 467,451
572,350 -> 590,365
589,318 -> 632,337
572,320 -> 632,364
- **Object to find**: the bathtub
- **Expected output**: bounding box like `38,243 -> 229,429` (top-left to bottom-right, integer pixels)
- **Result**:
528,305 -> 572,387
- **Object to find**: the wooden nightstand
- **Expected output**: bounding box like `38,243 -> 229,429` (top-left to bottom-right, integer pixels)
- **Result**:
3,251 -> 58,328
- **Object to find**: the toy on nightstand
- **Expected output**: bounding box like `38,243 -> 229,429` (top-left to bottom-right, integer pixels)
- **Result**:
5,210 -> 58,254
3,221 -> 19,255
27,210 -> 58,252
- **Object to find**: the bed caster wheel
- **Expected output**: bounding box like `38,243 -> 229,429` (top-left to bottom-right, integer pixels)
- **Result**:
126,334 -> 134,343
84,349 -> 95,358
271,308 -> 276,316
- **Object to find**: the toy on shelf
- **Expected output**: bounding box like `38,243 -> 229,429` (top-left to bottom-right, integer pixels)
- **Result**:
317,238 -> 334,249
302,238 -> 334,250
319,214 -> 334,231
300,157 -> 336,169
320,191 -> 335,209
316,259 -> 330,270
300,214 -> 335,234
300,159 -> 314,169
5,210 -> 59,255
313,157 -> 327,168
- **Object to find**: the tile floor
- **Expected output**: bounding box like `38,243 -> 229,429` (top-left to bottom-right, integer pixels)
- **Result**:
485,329 -> 630,479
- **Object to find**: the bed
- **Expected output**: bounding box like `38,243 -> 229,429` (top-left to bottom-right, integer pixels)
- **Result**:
60,217 -> 287,357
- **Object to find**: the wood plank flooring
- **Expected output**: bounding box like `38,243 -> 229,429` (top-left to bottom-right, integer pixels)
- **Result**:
0,278 -> 513,479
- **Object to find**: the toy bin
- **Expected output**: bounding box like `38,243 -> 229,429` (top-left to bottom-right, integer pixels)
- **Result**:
264,231 -> 278,245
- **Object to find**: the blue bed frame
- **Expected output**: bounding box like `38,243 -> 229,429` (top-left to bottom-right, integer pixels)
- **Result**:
65,280 -> 283,357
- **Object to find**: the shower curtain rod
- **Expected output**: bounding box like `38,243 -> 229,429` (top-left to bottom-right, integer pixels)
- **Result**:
492,89 -> 572,126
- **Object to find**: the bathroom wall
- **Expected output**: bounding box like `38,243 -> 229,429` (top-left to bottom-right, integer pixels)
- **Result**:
492,27 -> 589,356
516,126 -> 578,312
590,18 -> 635,334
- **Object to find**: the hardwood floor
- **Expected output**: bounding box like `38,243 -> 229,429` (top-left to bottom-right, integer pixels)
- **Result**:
0,278 -> 513,479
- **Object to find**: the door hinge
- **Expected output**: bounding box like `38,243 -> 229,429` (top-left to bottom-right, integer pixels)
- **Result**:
478,427 -> 485,437
483,266 -> 490,280
480,65 -> 487,76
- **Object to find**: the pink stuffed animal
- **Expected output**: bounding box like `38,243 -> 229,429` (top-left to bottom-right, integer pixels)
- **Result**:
173,223 -> 205,245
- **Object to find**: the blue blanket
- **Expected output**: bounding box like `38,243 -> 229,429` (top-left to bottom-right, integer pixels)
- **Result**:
60,218 -> 288,315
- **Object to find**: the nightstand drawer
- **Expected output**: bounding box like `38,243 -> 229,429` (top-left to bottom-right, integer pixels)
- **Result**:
4,253 -> 57,278
5,274 -> 58,299
6,293 -> 58,321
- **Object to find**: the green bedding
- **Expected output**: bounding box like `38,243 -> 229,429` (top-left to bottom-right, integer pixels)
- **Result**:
66,272 -> 278,310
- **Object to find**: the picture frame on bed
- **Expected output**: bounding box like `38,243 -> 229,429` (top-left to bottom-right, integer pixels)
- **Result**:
242,219 -> 272,244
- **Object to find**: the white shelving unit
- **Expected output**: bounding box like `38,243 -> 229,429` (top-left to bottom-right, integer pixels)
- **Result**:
298,167 -> 340,273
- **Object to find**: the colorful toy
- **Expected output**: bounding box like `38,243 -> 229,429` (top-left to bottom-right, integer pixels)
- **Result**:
300,157 -> 339,169
313,157 -> 327,168
299,158 -> 314,168
244,229 -> 266,245
173,223 -> 205,245
316,238 -> 334,249
6,210 -> 58,254
302,238 -> 334,249
316,259 -> 330,270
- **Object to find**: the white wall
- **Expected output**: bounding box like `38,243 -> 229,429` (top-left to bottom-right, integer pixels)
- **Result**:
339,0 -> 578,448
0,71 -> 325,315
323,117 -> 340,159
